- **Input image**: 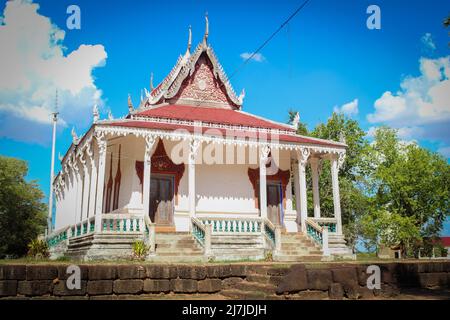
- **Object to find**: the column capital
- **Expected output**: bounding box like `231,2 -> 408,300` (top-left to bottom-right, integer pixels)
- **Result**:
78,151 -> 88,173
296,147 -> 310,166
144,135 -> 157,161
337,151 -> 346,170
260,144 -> 271,163
94,130 -> 107,154
71,154 -> 80,175
189,139 -> 201,163
86,140 -> 94,162
309,156 -> 323,175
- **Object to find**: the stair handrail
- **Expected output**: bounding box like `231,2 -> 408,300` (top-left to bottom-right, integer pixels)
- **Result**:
191,217 -> 211,256
143,215 -> 156,254
46,225 -> 70,247
305,218 -> 330,257
311,217 -> 337,233
262,218 -> 281,254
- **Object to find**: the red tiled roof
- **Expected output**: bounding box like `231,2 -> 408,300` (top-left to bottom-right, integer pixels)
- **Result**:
437,237 -> 450,247
135,105 -> 294,131
102,120 -> 343,147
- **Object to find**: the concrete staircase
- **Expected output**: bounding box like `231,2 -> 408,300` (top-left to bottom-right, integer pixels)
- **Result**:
328,234 -> 355,259
66,233 -> 142,260
210,234 -> 266,261
147,232 -> 207,263
273,233 -> 323,262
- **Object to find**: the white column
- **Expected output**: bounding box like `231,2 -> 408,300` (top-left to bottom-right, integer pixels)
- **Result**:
87,143 -> 97,219
72,156 -> 83,224
94,132 -> 107,232
80,152 -> 90,221
310,157 -> 321,219
293,160 -> 301,225
296,147 -> 310,232
189,139 -> 201,218
143,135 -> 157,218
331,153 -> 344,235
259,145 -> 270,219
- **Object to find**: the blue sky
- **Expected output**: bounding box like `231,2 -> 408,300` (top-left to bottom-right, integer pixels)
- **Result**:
0,0 -> 449,234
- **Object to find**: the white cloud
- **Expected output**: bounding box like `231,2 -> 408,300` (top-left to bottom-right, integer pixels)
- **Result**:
437,146 -> 450,158
333,98 -> 359,116
240,52 -> 265,62
0,0 -> 107,143
421,33 -> 436,52
366,54 -> 450,157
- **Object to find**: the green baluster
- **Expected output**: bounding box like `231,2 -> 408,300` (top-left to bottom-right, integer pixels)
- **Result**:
123,219 -> 127,231
230,220 -> 234,232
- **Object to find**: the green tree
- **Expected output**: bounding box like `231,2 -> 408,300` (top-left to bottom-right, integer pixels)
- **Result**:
366,127 -> 450,255
360,209 -> 421,255
0,155 -> 47,258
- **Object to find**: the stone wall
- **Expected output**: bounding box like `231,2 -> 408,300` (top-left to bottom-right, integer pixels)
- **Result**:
0,261 -> 449,299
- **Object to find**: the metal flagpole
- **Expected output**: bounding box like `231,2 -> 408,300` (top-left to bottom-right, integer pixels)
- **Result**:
48,90 -> 59,235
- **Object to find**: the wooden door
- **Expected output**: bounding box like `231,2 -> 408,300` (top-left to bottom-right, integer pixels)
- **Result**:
149,176 -> 174,225
267,183 -> 281,225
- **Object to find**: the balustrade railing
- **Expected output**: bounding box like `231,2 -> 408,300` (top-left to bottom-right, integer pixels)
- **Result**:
306,218 -> 329,256
262,218 -> 281,253
69,216 -> 96,239
101,214 -> 144,233
47,227 -> 69,247
144,215 -> 155,254
198,217 -> 262,234
192,217 -> 211,256
311,217 -> 337,233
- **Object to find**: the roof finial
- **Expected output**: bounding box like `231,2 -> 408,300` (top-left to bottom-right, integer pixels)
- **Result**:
238,88 -> 245,105
92,104 -> 99,123
107,110 -> 113,120
150,72 -> 154,90
203,12 -> 209,45
128,94 -> 134,113
186,25 -> 192,55
292,112 -> 300,130
71,127 -> 79,145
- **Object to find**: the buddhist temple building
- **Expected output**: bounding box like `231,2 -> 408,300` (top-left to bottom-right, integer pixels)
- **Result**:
47,18 -> 353,261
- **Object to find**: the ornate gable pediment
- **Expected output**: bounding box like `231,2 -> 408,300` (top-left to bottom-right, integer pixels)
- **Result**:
168,52 -> 239,108
141,38 -> 244,110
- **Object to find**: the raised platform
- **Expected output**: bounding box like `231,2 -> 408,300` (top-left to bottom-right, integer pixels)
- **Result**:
1,261 -> 449,299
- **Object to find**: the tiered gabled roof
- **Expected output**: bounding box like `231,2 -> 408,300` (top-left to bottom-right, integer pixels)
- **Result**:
139,26 -> 243,110
98,19 -> 347,149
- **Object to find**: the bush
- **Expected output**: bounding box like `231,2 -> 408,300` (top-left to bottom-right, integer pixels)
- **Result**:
132,240 -> 149,260
27,239 -> 49,259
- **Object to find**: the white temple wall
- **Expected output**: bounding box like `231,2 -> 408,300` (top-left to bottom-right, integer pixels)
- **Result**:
118,136 -> 145,212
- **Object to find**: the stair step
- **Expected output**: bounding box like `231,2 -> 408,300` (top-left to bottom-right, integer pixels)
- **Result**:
221,289 -> 268,300
273,255 -> 323,262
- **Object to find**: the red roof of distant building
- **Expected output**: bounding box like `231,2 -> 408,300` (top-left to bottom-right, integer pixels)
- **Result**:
438,237 -> 450,247
102,120 -> 344,147
135,105 -> 294,132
